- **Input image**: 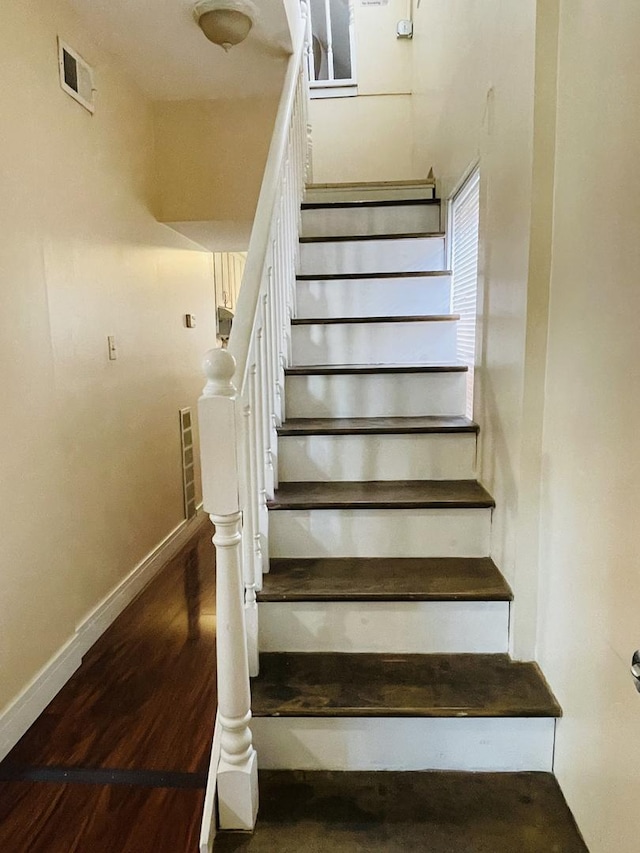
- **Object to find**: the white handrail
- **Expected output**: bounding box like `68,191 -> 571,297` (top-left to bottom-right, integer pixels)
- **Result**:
229,23 -> 307,389
198,3 -> 311,840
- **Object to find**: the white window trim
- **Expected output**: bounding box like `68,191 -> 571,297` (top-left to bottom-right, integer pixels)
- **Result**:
307,0 -> 358,100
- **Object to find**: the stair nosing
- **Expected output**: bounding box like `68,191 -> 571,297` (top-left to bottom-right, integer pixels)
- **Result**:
291,314 -> 460,326
285,364 -> 468,375
301,198 -> 441,210
252,652 -> 563,719
277,416 -> 479,436
300,231 -> 445,244
296,270 -> 452,281
267,480 -> 496,511
259,557 -> 512,603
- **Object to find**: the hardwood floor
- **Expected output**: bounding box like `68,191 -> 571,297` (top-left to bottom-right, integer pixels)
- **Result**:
0,518 -> 217,852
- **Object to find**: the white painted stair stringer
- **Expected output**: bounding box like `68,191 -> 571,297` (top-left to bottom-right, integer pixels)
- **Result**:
259,600 -> 509,654
252,717 -> 556,772
277,432 -> 477,481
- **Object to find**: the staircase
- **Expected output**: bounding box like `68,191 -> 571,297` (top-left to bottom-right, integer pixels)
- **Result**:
206,181 -> 586,849
246,182 -> 563,780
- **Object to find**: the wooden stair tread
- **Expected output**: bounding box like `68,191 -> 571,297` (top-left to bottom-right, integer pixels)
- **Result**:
252,653 -> 562,718
258,557 -> 512,602
300,232 -> 445,243
306,179 -> 435,189
285,363 -> 468,375
215,770 -> 588,852
291,314 -> 459,325
268,480 -> 495,511
302,197 -> 441,210
278,416 -> 478,436
297,270 -> 452,280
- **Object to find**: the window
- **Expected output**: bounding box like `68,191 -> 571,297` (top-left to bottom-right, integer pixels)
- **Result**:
449,168 -> 480,419
306,0 -> 357,98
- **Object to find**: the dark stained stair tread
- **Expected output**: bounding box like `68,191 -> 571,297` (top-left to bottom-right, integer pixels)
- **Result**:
252,653 -> 562,718
297,270 -> 452,280
285,363 -> 468,375
300,231 -> 445,243
267,480 -> 495,510
278,416 -> 478,435
214,770 -> 588,852
302,197 -> 441,209
258,558 -> 512,602
291,314 -> 459,325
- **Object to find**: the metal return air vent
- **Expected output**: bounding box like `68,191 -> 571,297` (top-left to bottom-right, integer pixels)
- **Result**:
58,38 -> 95,113
179,408 -> 197,520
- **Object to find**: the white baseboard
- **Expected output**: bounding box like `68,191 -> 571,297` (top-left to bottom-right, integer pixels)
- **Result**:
0,508 -> 207,763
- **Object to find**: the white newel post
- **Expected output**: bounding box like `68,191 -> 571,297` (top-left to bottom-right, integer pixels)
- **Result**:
199,348 -> 258,831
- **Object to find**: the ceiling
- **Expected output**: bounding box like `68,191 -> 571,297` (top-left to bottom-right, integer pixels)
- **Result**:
68,0 -> 293,100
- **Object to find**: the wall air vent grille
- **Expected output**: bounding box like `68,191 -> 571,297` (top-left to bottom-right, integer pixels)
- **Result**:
58,38 -> 95,113
179,408 -> 197,520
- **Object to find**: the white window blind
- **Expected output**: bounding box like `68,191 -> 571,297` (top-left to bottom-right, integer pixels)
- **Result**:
450,169 -> 480,419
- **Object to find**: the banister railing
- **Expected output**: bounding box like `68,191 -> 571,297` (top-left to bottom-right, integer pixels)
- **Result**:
197,7 -> 310,838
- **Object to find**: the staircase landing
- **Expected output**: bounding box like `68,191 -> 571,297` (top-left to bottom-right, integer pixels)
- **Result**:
215,770 -> 588,852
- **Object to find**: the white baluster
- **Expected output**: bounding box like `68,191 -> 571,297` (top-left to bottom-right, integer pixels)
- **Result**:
199,348 -> 258,831
241,399 -> 259,676
323,0 -> 335,80
250,364 -> 269,574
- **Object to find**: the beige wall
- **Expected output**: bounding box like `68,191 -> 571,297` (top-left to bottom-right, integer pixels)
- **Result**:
154,96 -> 279,249
309,0 -> 418,183
0,0 -> 216,720
536,3 -> 640,850
411,0 -> 538,655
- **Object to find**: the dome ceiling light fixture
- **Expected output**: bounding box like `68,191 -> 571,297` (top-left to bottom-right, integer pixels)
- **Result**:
193,0 -> 257,52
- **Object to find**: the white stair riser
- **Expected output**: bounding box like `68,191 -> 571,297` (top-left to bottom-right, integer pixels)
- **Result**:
252,717 -> 555,772
291,321 -> 457,366
301,205 -> 441,238
259,601 -> 509,654
278,433 -> 476,481
299,237 -> 445,276
296,275 -> 452,319
285,372 -> 467,418
304,185 -> 436,203
269,508 -> 492,558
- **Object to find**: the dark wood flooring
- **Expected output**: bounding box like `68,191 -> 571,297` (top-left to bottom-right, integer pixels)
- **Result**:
0,519 -> 217,853
215,770 -> 588,852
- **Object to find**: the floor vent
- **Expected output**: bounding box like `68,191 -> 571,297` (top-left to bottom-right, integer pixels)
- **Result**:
58,38 -> 95,113
179,408 -> 197,520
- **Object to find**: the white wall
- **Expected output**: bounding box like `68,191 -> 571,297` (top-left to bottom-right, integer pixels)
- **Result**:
411,0 -> 538,656
536,3 -> 640,851
154,96 -> 280,250
309,0 -> 418,183
0,0 -> 215,733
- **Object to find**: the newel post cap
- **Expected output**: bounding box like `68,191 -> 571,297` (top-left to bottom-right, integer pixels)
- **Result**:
202,348 -> 237,398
